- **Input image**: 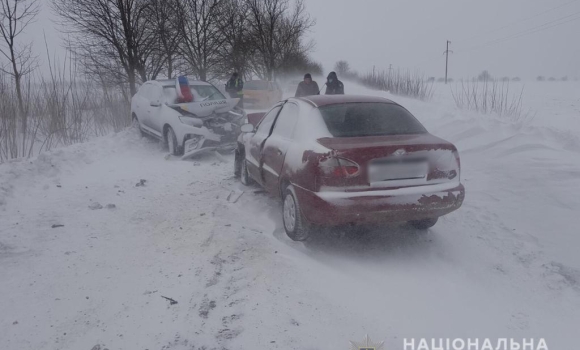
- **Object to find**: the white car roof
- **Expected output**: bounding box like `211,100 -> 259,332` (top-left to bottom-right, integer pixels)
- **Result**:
153,79 -> 213,87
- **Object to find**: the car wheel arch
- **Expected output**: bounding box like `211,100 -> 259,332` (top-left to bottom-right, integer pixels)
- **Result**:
279,178 -> 291,199
163,124 -> 172,140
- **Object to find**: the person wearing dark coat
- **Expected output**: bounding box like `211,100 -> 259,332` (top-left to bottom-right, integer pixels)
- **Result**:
325,71 -> 344,95
295,73 -> 320,97
225,72 -> 244,108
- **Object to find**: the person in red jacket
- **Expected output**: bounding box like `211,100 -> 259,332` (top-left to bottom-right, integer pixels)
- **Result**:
176,75 -> 194,103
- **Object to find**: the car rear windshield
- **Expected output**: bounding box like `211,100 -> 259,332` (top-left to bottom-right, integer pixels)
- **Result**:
244,80 -> 269,90
318,102 -> 427,137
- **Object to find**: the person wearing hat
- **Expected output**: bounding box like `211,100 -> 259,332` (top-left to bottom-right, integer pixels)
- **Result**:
295,73 -> 320,98
325,71 -> 344,95
225,72 -> 244,107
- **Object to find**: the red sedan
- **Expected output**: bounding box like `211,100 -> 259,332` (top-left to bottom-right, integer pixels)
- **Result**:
234,95 -> 465,241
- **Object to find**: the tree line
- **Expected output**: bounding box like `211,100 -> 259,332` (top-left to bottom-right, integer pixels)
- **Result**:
51,0 -> 320,96
0,0 -> 320,160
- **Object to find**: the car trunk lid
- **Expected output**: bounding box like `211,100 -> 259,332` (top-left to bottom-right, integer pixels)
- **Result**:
316,134 -> 458,190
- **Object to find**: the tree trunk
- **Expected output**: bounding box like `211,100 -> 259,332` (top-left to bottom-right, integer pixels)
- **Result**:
167,56 -> 174,79
128,69 -> 137,96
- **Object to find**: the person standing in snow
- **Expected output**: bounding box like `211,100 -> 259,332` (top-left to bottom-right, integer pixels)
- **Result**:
295,73 -> 320,97
325,71 -> 344,95
225,72 -> 244,108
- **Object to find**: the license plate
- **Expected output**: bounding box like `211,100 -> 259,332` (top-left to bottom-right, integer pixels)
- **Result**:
369,161 -> 428,182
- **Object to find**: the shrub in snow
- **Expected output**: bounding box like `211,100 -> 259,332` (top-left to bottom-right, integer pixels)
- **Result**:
450,80 -> 534,125
359,69 -> 434,100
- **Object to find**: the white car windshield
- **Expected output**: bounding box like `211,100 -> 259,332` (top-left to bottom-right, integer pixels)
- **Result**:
162,84 -> 225,104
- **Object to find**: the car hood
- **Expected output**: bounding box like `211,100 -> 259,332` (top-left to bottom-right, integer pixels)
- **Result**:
168,98 -> 239,117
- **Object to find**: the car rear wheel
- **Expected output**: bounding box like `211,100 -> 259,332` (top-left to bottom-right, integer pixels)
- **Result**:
283,185 -> 311,241
408,217 -> 438,230
166,126 -> 181,156
240,158 -> 253,186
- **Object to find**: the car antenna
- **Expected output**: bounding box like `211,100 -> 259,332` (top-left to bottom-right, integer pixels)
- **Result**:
317,83 -> 327,95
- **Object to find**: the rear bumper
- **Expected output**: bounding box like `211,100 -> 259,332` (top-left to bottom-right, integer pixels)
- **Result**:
294,182 -> 465,226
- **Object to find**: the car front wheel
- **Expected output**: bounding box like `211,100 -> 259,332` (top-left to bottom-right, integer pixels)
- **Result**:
240,158 -> 253,186
132,115 -> 145,137
283,185 -> 311,241
234,149 -> 242,178
165,126 -> 181,156
408,217 -> 438,230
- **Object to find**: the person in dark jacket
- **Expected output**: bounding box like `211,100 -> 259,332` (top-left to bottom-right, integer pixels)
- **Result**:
225,72 -> 244,107
325,71 -> 344,95
295,73 -> 320,97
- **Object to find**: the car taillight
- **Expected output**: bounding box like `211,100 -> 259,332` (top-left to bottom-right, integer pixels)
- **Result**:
319,157 -> 360,178
431,150 -> 460,180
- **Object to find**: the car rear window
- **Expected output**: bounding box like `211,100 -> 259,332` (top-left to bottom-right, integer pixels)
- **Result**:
318,102 -> 427,137
245,81 -> 269,90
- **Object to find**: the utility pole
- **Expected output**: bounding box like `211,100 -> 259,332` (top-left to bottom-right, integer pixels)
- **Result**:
444,40 -> 453,84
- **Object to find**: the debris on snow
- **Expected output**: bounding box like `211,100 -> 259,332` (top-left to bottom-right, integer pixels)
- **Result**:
135,179 -> 147,187
89,202 -> 103,210
198,299 -> 216,318
51,224 -> 64,229
161,296 -> 178,305
106,204 -> 116,209
226,190 -> 244,203
91,345 -> 109,350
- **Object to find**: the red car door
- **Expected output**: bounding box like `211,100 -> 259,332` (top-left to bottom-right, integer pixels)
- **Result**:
261,102 -> 300,195
245,105 -> 283,185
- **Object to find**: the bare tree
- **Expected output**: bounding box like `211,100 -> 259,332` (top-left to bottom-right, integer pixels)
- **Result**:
245,0 -> 314,80
277,50 -> 322,79
0,0 -> 39,141
52,0 -> 154,96
334,61 -> 350,76
177,0 -> 228,81
216,0 -> 252,79
142,0 -> 181,79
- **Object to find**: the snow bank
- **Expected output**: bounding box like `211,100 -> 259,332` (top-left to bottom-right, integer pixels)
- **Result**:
0,130 -> 153,209
1,81 -> 579,349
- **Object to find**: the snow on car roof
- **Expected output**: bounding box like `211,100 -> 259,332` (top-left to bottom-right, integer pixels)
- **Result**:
155,79 -> 212,87
296,94 -> 396,108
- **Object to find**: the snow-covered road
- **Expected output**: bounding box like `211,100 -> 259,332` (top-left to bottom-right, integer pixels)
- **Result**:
1,83 -> 579,350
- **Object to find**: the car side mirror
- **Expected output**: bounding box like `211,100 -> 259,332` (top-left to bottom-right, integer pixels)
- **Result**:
247,112 -> 265,126
240,123 -> 255,133
150,101 -> 161,107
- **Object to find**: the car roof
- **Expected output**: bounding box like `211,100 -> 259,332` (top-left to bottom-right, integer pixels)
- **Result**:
294,94 -> 397,108
153,79 -> 213,87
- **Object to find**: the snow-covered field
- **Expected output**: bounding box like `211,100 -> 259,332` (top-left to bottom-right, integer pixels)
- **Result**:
1,82 -> 579,350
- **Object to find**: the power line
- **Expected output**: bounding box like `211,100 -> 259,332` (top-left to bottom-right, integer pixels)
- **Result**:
458,10 -> 580,54
455,0 -> 579,45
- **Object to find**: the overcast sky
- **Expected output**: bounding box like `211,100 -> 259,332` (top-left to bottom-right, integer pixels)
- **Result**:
24,0 -> 580,80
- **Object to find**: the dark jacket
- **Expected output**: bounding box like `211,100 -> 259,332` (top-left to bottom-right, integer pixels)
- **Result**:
225,77 -> 244,98
295,80 -> 320,97
325,72 -> 344,95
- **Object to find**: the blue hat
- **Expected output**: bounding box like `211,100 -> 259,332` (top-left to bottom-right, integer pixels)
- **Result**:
178,75 -> 189,85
